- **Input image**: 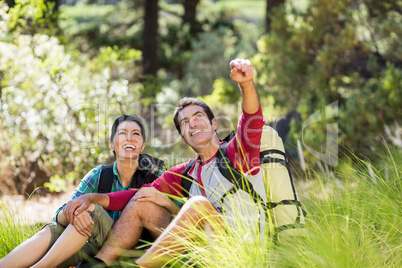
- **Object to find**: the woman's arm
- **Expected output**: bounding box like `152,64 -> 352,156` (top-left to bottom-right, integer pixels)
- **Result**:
54,166 -> 101,223
56,210 -> 69,227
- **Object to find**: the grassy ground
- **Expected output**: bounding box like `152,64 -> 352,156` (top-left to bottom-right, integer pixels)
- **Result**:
161,147 -> 402,267
1,147 -> 400,266
0,205 -> 41,258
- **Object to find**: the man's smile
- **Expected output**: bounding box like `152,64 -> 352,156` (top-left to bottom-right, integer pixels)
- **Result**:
190,129 -> 203,136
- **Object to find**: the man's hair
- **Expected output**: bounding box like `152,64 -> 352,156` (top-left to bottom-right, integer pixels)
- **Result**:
173,97 -> 216,134
110,115 -> 146,142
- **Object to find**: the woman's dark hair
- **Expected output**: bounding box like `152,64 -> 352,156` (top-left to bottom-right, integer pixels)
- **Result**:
110,115 -> 146,143
173,97 -> 215,134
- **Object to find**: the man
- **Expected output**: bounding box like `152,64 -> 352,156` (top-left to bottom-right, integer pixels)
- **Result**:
66,58 -> 265,267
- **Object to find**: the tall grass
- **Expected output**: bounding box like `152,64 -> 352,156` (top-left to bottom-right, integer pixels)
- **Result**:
1,149 -> 400,267
164,148 -> 401,267
0,201 -> 41,258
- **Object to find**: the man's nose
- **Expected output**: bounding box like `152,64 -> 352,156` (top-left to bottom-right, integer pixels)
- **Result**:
189,118 -> 198,128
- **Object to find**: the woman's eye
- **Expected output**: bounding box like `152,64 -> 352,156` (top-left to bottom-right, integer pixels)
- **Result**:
118,132 -> 125,135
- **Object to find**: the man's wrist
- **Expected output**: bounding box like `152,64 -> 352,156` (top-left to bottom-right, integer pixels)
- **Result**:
238,80 -> 254,90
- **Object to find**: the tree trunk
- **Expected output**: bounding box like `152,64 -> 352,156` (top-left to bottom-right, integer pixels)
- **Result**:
177,0 -> 200,79
45,0 -> 61,12
5,0 -> 15,8
142,0 -> 159,76
141,0 -> 159,129
265,0 -> 285,33
182,0 -> 199,26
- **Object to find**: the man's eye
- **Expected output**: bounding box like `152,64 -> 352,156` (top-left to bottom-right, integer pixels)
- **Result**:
133,132 -> 140,136
118,132 -> 125,135
181,120 -> 188,126
195,114 -> 202,119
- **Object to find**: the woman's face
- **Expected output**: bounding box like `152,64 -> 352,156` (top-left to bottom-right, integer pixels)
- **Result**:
109,121 -> 145,160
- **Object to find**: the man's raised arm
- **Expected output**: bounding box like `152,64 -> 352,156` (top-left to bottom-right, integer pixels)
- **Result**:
229,58 -> 260,113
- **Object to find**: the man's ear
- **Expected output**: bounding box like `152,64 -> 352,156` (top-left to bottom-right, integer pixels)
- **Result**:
212,118 -> 218,132
181,135 -> 188,145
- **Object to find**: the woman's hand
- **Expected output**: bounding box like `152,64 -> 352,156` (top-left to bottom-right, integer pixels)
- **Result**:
72,210 -> 94,237
63,194 -> 93,224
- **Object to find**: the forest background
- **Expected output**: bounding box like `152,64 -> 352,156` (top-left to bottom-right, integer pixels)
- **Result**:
0,0 -> 400,199
0,0 -> 401,266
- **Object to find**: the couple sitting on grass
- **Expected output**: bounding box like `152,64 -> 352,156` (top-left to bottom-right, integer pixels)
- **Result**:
0,58 -> 265,268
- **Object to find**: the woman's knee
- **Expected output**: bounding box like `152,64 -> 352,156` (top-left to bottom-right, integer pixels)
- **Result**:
37,224 -> 53,241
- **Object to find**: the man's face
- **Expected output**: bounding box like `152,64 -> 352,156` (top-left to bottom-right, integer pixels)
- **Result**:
178,105 -> 217,149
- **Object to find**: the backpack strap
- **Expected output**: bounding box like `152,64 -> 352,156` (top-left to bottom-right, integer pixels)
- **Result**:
180,141 -> 268,210
181,158 -> 197,198
217,143 -> 267,209
98,164 -> 115,194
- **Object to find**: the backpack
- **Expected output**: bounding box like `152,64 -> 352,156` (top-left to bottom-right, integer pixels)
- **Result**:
98,153 -> 165,193
97,153 -> 165,247
181,124 -> 307,242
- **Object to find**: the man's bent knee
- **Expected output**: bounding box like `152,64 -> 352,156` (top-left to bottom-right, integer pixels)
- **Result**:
183,196 -> 214,212
177,196 -> 218,224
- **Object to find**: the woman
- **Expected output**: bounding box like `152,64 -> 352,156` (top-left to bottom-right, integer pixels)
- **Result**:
0,115 -> 179,268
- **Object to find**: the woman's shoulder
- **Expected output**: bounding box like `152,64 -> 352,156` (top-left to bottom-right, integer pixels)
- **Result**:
81,164 -> 110,183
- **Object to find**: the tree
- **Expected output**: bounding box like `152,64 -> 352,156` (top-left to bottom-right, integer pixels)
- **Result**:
182,0 -> 200,30
5,0 -> 15,8
142,0 -> 159,76
255,0 -> 401,164
176,0 -> 200,79
265,0 -> 285,33
45,0 -> 61,12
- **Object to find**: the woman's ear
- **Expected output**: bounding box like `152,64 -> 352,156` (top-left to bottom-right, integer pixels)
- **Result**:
109,141 -> 114,152
140,142 -> 146,152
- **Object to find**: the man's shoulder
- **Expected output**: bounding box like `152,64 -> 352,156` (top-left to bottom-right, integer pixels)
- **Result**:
166,161 -> 192,175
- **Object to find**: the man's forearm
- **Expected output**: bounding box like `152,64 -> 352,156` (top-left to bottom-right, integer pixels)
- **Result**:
239,80 -> 260,114
107,190 -> 137,211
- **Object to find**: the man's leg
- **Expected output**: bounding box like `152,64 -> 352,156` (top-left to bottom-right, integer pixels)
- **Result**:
0,225 -> 52,267
136,196 -> 224,268
94,198 -> 172,266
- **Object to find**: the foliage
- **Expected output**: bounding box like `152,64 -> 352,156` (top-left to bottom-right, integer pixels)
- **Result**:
7,0 -> 60,36
253,0 -> 402,166
0,0 -> 156,195
0,0 -> 401,197
59,1 -> 143,56
176,2 -> 260,97
44,172 -> 75,193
